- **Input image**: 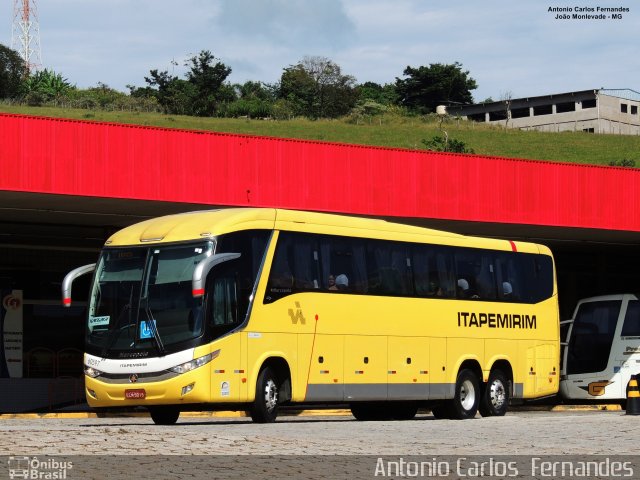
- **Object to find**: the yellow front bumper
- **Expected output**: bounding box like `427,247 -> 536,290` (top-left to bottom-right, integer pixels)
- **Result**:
85,367 -> 211,408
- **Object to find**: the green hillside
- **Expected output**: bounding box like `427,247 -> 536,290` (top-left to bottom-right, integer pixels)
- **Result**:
2,104 -> 639,166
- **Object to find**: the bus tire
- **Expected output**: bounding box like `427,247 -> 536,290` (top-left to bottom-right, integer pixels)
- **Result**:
351,403 -> 392,421
149,406 -> 180,425
448,368 -> 480,420
430,405 -> 449,419
351,403 -> 375,421
351,403 -> 382,421
479,369 -> 510,417
391,402 -> 418,420
250,366 -> 280,423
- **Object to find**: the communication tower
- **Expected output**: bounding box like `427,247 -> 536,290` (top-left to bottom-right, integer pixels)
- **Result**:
11,0 -> 42,74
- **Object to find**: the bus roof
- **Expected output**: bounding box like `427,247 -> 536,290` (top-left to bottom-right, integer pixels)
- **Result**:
104,207 -> 546,254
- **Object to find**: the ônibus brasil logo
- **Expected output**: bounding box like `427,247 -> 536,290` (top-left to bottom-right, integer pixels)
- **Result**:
7,456 -> 73,479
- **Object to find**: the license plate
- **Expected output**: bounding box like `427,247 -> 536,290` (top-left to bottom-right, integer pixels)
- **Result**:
125,389 -> 146,399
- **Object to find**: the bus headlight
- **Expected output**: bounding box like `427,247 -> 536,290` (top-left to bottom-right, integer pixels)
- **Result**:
84,366 -> 103,378
170,353 -> 213,374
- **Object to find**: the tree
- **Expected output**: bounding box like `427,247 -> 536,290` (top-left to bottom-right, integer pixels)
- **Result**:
356,81 -> 398,106
0,44 -> 26,99
138,50 -> 232,116
395,62 -> 477,114
218,81 -> 277,119
141,69 -> 197,115
235,81 -> 275,101
185,50 -> 232,116
21,69 -> 73,104
498,90 -> 513,129
278,56 -> 357,118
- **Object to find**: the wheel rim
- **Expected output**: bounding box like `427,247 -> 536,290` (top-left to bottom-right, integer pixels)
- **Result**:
460,379 -> 476,411
489,379 -> 506,409
263,378 -> 278,412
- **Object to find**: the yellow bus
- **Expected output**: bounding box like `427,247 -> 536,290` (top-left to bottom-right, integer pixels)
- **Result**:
62,208 -> 559,424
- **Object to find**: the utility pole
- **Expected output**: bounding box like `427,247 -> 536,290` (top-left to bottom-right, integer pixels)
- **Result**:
11,0 -> 42,75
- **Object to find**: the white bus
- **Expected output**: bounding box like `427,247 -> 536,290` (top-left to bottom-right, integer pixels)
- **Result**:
560,294 -> 640,403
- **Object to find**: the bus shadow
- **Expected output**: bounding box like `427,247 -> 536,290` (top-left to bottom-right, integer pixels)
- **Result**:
79,415 -> 440,428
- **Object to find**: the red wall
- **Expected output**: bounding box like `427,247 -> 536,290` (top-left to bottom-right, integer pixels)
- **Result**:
1,112 -> 638,231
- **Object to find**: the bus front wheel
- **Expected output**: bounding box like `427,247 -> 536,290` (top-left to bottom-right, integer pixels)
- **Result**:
250,366 -> 280,423
479,370 -> 509,417
448,369 -> 480,420
149,406 -> 180,425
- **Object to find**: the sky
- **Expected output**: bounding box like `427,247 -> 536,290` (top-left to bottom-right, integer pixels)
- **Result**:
2,0 -> 639,102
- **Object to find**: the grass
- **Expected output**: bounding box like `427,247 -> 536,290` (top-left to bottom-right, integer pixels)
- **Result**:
2,104 -> 640,166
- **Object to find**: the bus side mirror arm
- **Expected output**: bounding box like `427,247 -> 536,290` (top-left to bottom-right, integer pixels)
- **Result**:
560,319 -> 574,325
62,263 -> 96,307
192,253 -> 241,298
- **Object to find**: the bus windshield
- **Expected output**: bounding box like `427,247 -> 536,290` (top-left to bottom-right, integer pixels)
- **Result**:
566,300 -> 621,375
87,242 -> 212,356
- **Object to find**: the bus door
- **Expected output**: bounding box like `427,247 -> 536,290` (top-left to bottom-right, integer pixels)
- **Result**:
613,296 -> 640,397
208,268 -> 243,402
564,297 -> 623,398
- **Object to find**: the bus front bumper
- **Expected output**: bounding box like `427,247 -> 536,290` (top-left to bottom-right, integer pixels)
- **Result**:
84,368 -> 211,408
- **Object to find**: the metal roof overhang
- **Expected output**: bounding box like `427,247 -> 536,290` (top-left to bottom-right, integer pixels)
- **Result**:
1,112 -> 640,249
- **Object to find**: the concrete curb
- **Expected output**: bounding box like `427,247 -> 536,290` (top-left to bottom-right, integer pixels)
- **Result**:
0,409 -> 353,420
0,405 -> 623,419
551,404 -> 622,411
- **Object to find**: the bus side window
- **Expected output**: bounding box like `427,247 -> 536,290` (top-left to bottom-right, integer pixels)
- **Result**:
412,248 -> 431,296
495,253 -> 522,302
265,234 -> 294,302
366,240 -> 412,296
210,275 -> 239,338
622,300 -> 640,337
319,236 -> 368,294
290,236 -> 320,290
518,254 -> 553,303
266,232 -> 322,300
267,242 -> 294,290
412,245 -> 454,297
434,248 -> 455,298
475,253 -> 497,300
455,250 -> 480,299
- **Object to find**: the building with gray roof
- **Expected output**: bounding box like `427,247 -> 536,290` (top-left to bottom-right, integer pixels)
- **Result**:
446,89 -> 640,135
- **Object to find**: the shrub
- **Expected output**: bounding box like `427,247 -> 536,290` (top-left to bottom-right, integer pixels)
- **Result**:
422,135 -> 474,154
608,159 -> 636,167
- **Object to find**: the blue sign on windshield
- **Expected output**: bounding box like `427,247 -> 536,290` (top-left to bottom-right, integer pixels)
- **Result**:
140,319 -> 157,340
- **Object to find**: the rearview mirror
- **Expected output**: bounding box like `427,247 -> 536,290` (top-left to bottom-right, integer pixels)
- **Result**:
192,253 -> 240,297
62,263 -> 96,307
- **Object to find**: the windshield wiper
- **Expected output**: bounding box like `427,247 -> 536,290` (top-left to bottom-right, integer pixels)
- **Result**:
101,285 -> 135,357
142,296 -> 165,356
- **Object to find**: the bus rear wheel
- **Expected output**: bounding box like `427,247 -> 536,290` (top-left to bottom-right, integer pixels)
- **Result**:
149,406 -> 180,425
351,402 -> 418,421
448,369 -> 480,420
430,405 -> 449,419
351,403 -> 385,421
479,370 -> 510,417
250,366 -> 280,423
391,402 -> 418,420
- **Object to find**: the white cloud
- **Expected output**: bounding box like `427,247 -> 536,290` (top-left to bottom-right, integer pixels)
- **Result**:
217,0 -> 355,50
1,0 -> 638,100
